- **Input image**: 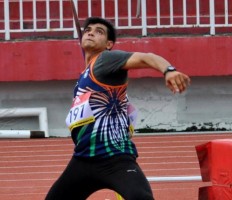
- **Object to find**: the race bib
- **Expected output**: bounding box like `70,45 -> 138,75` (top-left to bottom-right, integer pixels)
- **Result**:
127,103 -> 138,137
66,92 -> 95,131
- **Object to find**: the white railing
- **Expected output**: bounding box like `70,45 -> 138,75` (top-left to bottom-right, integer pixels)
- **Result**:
116,175 -> 202,199
1,0 -> 232,40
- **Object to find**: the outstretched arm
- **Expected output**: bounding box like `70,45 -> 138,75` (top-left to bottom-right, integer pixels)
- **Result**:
123,52 -> 191,93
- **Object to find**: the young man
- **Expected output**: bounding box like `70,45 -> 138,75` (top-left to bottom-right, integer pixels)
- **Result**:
45,17 -> 190,200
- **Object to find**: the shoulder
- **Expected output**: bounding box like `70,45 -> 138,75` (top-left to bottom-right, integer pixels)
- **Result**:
97,50 -> 133,67
100,50 -> 133,58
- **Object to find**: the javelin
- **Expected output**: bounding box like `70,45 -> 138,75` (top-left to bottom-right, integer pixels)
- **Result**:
70,0 -> 85,58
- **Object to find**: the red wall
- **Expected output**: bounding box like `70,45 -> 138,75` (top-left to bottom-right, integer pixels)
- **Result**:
0,36 -> 232,82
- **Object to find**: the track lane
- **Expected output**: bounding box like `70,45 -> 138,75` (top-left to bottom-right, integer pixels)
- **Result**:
0,132 -> 231,200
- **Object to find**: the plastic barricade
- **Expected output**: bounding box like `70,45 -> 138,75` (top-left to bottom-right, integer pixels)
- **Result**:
195,139 -> 232,200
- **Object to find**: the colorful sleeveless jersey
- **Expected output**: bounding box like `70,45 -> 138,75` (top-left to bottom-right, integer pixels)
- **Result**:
68,53 -> 138,158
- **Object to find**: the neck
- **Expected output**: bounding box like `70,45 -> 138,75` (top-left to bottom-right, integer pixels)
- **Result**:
84,50 -> 102,66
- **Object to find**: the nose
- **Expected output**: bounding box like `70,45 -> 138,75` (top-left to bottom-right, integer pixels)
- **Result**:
87,30 -> 94,36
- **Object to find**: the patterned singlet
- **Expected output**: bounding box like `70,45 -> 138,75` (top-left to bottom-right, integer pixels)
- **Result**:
68,52 -> 138,158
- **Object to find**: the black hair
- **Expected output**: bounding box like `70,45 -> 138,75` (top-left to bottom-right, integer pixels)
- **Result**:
83,17 -> 116,43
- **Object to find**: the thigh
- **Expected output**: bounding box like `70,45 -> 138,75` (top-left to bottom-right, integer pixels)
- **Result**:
99,156 -> 155,200
45,157 -> 101,200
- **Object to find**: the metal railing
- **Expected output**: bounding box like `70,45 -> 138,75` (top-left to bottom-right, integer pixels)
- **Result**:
115,176 -> 202,199
1,0 -> 232,40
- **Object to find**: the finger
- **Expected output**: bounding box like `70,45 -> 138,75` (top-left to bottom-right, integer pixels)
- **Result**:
176,74 -> 191,92
167,80 -> 179,93
183,74 -> 191,85
175,77 -> 184,92
166,73 -> 191,93
177,75 -> 187,92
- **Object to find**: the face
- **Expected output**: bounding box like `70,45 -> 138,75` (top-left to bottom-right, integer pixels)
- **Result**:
81,23 -> 114,51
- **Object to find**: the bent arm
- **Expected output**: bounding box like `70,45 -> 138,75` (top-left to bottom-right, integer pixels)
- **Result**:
123,52 -> 191,94
123,52 -> 171,73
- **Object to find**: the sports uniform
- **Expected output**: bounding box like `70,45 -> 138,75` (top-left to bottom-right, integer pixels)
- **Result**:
45,50 -> 154,200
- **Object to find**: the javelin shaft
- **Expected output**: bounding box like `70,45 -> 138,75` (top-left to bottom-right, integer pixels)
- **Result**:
70,0 -> 85,58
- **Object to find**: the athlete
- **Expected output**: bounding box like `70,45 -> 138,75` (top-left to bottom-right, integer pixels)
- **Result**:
45,17 -> 190,200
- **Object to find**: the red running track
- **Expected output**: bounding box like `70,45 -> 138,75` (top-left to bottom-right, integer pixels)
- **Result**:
0,132 -> 232,200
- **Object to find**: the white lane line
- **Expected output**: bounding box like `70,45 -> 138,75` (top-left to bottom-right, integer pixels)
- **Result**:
144,169 -> 199,172
134,132 -> 232,137
0,171 -> 61,175
139,150 -> 195,153
0,158 -> 69,163
140,161 -> 198,165
134,138 -> 232,144
0,149 -> 72,154
138,155 -> 197,158
0,154 -> 70,158
0,144 -> 73,149
0,155 -> 196,162
0,164 -> 66,169
0,178 -> 56,182
0,185 -> 49,189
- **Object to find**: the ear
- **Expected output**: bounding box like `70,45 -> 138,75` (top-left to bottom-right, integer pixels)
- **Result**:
106,41 -> 114,50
